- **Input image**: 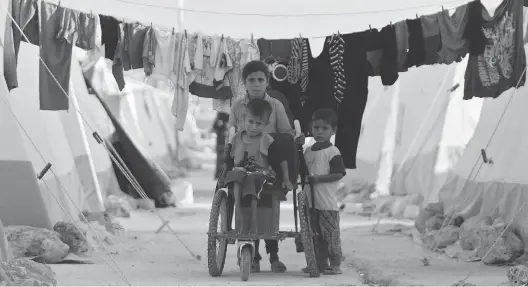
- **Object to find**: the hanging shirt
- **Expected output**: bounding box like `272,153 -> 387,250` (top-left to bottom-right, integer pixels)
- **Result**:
464,0 -> 486,56
4,0 -> 39,91
437,4 -> 469,65
464,0 -> 526,100
380,24 -> 399,86
114,22 -> 149,71
39,2 -> 75,111
303,142 -> 346,211
171,33 -> 192,130
257,38 -> 291,63
144,29 -> 179,91
394,20 -> 409,72
420,12 -> 442,65
75,12 -> 96,50
99,15 -> 120,60
142,27 -> 157,77
406,18 -> 426,68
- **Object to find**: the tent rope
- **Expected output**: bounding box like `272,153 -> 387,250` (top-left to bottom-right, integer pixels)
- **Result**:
0,93 -> 132,286
1,1 -> 201,261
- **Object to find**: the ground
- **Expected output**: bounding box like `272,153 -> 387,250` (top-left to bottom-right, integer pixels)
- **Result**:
50,169 -> 512,286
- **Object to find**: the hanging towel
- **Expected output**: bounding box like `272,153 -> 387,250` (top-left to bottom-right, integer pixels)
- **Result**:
171,33 -> 192,130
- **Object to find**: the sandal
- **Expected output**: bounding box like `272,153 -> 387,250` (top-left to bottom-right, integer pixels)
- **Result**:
323,267 -> 343,275
271,260 -> 287,273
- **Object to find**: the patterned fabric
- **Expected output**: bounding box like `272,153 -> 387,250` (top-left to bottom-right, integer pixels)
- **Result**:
328,34 -> 346,103
288,38 -> 302,84
313,209 -> 342,268
300,38 -> 309,93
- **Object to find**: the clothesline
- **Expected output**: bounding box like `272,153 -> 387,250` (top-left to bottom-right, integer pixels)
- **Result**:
114,0 -> 466,17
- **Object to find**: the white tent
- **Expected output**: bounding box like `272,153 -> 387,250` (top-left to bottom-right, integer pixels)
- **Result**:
437,45 -> 528,244
0,43 -> 121,228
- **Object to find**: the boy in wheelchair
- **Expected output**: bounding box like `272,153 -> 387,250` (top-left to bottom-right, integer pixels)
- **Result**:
220,98 -> 294,272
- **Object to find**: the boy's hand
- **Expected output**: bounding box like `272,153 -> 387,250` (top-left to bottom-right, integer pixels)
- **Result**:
282,179 -> 294,191
307,175 -> 320,184
295,134 -> 306,145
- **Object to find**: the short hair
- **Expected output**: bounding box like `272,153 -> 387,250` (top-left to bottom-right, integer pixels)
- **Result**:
246,98 -> 272,121
312,108 -> 338,127
242,60 -> 270,81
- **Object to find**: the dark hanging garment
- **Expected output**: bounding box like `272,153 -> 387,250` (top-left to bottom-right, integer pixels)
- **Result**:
99,15 -> 120,60
257,38 -> 292,62
406,18 -> 426,68
380,25 -> 399,86
464,0 -> 526,100
305,33 -> 369,169
464,0 -> 486,56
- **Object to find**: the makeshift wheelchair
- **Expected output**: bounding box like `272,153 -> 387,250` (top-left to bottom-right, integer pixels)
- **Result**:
206,126 -> 320,281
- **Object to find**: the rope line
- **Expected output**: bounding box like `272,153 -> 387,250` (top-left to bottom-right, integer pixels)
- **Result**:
114,0 -> 465,17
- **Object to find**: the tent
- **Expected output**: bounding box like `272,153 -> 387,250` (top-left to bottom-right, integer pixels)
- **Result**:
436,45 -> 528,244
0,42 -> 120,228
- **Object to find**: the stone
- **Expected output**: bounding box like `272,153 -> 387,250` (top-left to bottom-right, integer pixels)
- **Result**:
5,226 -> 69,264
403,205 -> 420,219
433,226 -> 460,249
424,214 -> 445,232
507,265 -> 528,286
0,258 -> 57,286
53,222 -> 91,257
105,194 -> 133,218
459,217 -> 524,264
444,241 -> 479,261
414,202 -> 443,234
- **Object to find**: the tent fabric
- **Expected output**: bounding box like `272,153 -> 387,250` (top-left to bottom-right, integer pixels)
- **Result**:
0,43 -> 110,228
438,46 -> 528,245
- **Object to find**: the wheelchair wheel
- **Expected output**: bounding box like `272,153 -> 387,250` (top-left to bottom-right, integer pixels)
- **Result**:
240,245 -> 252,281
298,191 -> 320,278
207,189 -> 229,277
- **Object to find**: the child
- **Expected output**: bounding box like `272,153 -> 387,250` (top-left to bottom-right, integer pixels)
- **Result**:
302,108 -> 346,275
224,99 -> 293,233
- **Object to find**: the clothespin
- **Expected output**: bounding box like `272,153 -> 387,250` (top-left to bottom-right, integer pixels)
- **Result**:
390,21 -> 392,26
184,29 -> 188,38
172,27 -> 175,35
251,33 -> 254,42
369,24 -> 372,31
442,5 -> 445,12
57,0 -> 61,6
416,13 -> 419,19
221,34 -> 224,41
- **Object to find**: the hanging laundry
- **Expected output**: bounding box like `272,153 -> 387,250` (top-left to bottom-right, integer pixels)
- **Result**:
213,36 -> 233,84
257,38 -> 291,63
306,31 -> 369,169
99,15 -> 121,60
328,33 -> 346,103
362,29 -> 382,76
406,18 -> 426,68
437,4 -> 469,65
380,25 -> 399,85
218,37 -> 244,113
93,14 -> 102,50
464,0 -> 486,56
464,0 -> 526,100
144,28 -> 179,90
287,38 -> 302,84
171,32 -> 192,130
114,22 -> 150,71
420,13 -> 442,65
299,38 -> 309,93
39,2 -> 76,111
4,0 -> 39,91
193,34 -> 203,70
76,12 -> 96,50
394,21 -> 409,72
